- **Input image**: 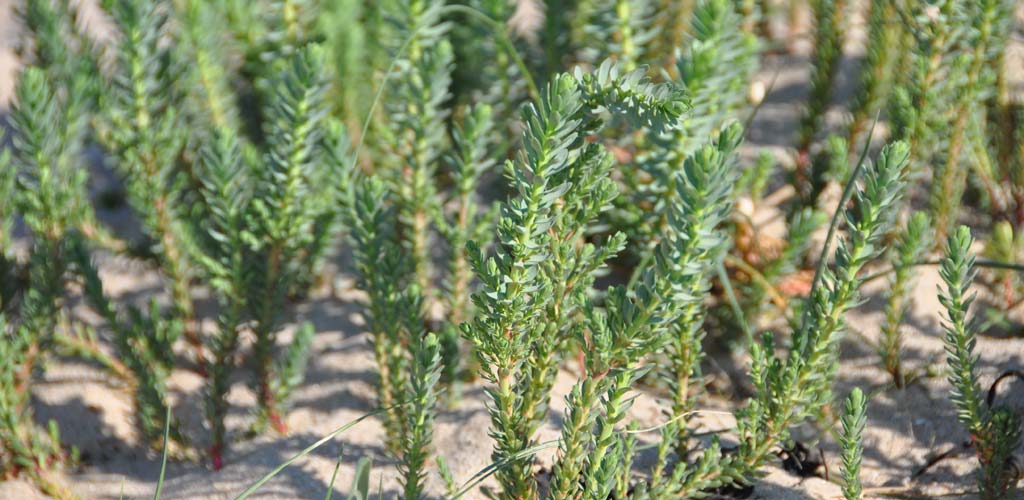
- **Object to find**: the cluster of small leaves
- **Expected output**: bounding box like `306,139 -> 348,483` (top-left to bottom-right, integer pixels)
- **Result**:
0,150 -> 16,309
0,60 -> 92,479
245,45 -> 339,430
839,388 -> 868,500
926,0 -> 1009,242
794,0 -> 847,158
938,227 -> 1022,500
672,0 -> 758,156
96,0 -> 201,367
575,60 -> 688,135
0,317 -> 66,483
436,104 -> 500,384
547,123 -> 743,500
846,0 -> 903,152
190,129 -> 249,462
580,0 -> 659,70
374,0 -> 453,296
449,0 -> 525,133
398,333 -> 442,500
463,73 -> 597,500
617,0 -> 756,263
346,168 -> 452,500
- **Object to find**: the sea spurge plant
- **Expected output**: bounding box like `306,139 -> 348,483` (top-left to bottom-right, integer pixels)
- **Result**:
839,388 -> 868,500
846,0 -> 902,153
736,140 -> 909,478
0,61 -> 100,484
662,126 -> 743,426
889,0 -> 968,191
398,332 -> 442,500
463,74 -> 591,500
375,0 -> 453,297
437,104 -> 499,383
0,151 -> 16,310
191,129 -> 250,465
464,61 -> 690,500
177,0 -> 241,138
622,0 -> 755,262
575,60 -> 688,134
581,0 -> 659,70
346,175 -> 415,452
0,314 -> 68,493
549,124 -> 744,500
247,43 -> 334,432
929,0 -> 1007,242
673,0 -> 758,155
346,172 -> 443,498
69,238 -> 183,448
17,0 -> 100,149
0,298 -> 55,446
450,0 -> 525,132
879,212 -> 932,387
97,0 -> 198,364
939,226 -> 1023,499
8,66 -> 88,343
794,0 -> 847,204
2,67 -> 96,473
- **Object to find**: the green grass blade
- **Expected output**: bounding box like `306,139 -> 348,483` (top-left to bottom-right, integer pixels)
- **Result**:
448,440 -> 559,500
324,446 -> 343,500
232,407 -> 388,500
153,405 -> 170,500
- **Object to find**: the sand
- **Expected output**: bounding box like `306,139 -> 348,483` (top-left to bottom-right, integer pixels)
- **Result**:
1,1 -> 1022,499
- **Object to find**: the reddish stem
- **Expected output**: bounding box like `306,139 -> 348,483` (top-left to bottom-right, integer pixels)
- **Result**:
209,444 -> 224,471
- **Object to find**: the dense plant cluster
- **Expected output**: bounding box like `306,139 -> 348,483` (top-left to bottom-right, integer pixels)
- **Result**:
1,0 -> 1021,499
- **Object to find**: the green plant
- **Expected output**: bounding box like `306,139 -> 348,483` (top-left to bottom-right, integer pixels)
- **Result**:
0,312 -> 72,498
245,44 -> 337,432
97,0 -> 198,367
7,65 -> 88,356
581,0 -> 658,70
879,212 -> 932,387
374,0 -> 452,297
191,129 -> 250,467
622,0 -> 756,267
0,149 -> 17,310
0,64 -> 93,484
463,63 -> 688,500
839,388 -> 867,500
7,1 -> 1024,498
662,126 -> 744,443
70,239 -> 184,449
436,104 -> 500,384
347,175 -> 409,451
7,0 -> 345,466
846,0 -> 903,154
735,140 -> 909,480
346,173 -> 444,499
928,0 -> 1007,242
938,226 -> 1022,499
398,332 -> 442,500
794,0 -> 847,205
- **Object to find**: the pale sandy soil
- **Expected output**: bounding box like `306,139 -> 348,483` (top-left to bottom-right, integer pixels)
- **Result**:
1,1 -> 1023,499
